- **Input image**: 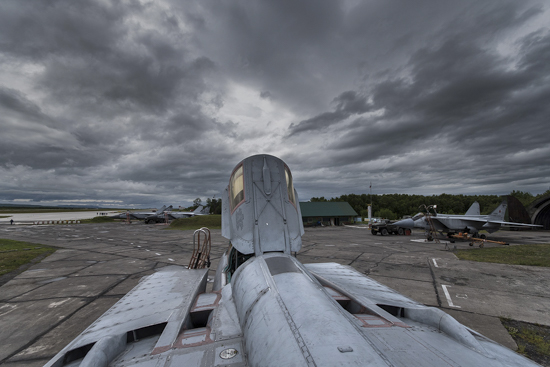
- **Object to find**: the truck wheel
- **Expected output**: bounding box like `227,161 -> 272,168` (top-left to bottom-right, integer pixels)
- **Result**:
371,229 -> 377,235
381,228 -> 388,236
398,228 -> 404,235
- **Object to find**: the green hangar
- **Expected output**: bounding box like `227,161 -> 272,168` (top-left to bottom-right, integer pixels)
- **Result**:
299,202 -> 358,227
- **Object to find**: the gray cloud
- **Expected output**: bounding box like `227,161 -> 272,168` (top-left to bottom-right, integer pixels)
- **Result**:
288,91 -> 373,135
0,0 -> 549,207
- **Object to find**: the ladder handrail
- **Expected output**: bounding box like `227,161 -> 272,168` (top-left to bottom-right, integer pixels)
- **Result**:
188,227 -> 211,269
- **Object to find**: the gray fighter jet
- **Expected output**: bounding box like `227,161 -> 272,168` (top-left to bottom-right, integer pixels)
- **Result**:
44,155 -> 540,367
394,200 -> 542,237
110,205 -> 172,221
144,205 -> 210,223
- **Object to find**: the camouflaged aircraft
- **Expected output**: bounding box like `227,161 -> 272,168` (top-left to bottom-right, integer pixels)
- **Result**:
44,154 -> 540,367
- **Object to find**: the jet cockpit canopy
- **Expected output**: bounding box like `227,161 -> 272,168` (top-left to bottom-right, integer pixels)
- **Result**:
221,154 -> 304,256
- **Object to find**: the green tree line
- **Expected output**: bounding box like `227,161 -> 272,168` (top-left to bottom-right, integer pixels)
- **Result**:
310,190 -> 550,220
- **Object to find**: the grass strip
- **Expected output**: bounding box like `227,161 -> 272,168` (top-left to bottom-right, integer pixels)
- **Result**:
455,244 -> 550,267
169,215 -> 221,230
0,239 -> 56,276
501,318 -> 550,366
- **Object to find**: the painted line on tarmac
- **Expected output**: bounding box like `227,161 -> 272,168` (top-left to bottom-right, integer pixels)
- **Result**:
432,258 -> 439,267
411,239 -> 452,244
441,285 -> 460,308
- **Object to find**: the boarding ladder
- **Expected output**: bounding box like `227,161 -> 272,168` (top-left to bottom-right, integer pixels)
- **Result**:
188,227 -> 211,269
425,213 -> 441,244
420,204 -> 441,245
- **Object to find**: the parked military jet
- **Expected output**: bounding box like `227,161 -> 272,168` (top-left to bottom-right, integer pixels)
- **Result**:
110,205 -> 172,220
144,205 -> 210,224
394,200 -> 542,237
44,155 -> 539,367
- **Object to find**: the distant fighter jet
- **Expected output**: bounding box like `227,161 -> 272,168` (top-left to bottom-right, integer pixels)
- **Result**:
110,205 -> 172,220
394,200 -> 542,237
144,205 -> 210,223
44,155 -> 539,366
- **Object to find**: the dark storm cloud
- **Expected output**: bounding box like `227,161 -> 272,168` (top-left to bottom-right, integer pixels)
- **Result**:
289,20 -> 550,167
1,0 -> 549,206
0,87 -> 44,120
186,0 -> 349,113
288,91 -> 373,135
0,0 -> 239,206
281,1 -> 550,198
0,1 -> 126,60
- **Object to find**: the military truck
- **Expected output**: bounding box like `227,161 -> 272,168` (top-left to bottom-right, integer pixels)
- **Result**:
371,220 -> 411,236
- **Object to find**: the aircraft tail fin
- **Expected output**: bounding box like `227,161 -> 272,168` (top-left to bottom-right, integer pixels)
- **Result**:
193,205 -> 203,214
489,201 -> 507,221
157,205 -> 167,213
464,202 -> 480,216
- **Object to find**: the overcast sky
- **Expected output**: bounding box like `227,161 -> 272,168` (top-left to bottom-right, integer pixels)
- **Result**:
1,0 -> 549,208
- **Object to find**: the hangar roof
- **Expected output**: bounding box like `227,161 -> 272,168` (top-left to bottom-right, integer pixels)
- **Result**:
299,202 -> 358,217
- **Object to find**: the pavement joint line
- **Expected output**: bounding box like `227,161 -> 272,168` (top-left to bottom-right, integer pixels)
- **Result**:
2,247 -> 156,303
1,253 -> 99,300
0,296 -> 93,365
427,257 -> 443,307
0,264 -> 154,364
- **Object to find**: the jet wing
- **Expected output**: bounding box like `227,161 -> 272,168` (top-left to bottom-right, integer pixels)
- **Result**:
485,220 -> 542,227
300,262 -> 538,366
304,262 -> 421,309
443,216 -> 542,228
44,266 -> 245,367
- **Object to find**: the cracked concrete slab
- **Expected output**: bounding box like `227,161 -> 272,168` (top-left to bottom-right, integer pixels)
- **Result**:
8,297 -> 120,362
0,278 -> 45,301
368,262 -> 434,282
435,282 -> 550,324
13,265 -> 89,279
71,258 -> 156,276
0,297 -> 88,361
10,274 -> 126,301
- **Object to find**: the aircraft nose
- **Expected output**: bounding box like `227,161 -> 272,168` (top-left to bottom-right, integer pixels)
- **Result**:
393,218 -> 414,229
